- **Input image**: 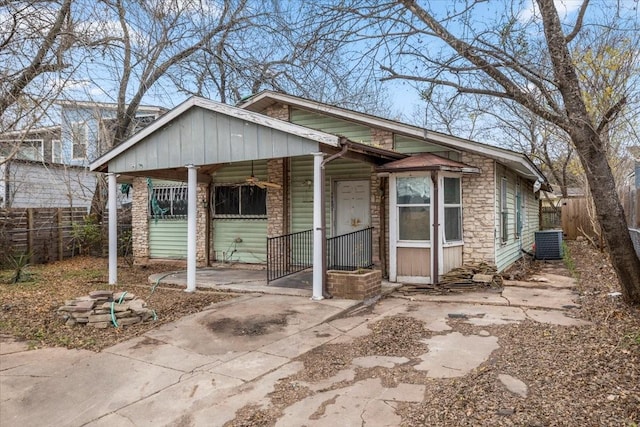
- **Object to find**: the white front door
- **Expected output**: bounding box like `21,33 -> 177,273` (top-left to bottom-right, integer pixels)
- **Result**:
334,180 -> 370,235
330,180 -> 371,270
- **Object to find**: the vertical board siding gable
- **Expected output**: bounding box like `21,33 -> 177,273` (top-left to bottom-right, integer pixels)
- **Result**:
109,107 -> 321,173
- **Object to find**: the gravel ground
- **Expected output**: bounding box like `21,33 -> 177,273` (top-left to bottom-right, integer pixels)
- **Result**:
227,240 -> 640,426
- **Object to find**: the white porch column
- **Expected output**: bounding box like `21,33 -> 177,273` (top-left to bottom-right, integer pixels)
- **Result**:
312,152 -> 324,300
186,165 -> 198,293
107,172 -> 118,285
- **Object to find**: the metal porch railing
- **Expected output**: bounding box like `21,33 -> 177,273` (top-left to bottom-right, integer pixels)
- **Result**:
266,226 -> 374,283
266,229 -> 313,282
327,227 -> 373,271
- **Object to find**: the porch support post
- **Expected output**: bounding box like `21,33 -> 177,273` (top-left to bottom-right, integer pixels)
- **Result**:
108,172 -> 118,285
312,152 -> 325,301
186,164 -> 198,293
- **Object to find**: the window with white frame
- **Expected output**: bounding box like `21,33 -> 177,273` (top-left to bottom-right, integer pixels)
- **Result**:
0,139 -> 43,161
500,177 -> 508,243
396,176 -> 430,241
149,184 -> 188,219
444,177 -> 462,242
52,139 -> 62,163
71,122 -> 88,160
213,185 -> 267,217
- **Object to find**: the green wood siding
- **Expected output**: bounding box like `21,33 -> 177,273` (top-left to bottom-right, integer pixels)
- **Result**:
290,156 -> 314,234
291,109 -> 372,144
394,135 -> 461,160
148,179 -> 188,259
149,219 -> 187,259
495,165 -> 538,271
211,160 -> 268,263
212,219 -> 267,263
212,160 -> 267,183
522,180 -> 539,253
290,155 -> 372,236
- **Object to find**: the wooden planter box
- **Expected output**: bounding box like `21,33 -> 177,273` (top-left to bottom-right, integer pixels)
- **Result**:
326,269 -> 382,300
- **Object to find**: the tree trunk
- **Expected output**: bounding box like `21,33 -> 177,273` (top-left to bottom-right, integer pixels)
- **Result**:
573,130 -> 640,304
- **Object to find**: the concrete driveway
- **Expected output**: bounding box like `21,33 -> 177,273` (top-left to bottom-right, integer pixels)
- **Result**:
1,267 -> 586,427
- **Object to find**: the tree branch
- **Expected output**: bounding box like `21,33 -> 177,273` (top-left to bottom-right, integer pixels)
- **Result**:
565,0 -> 589,44
396,0 -> 570,131
0,0 -> 72,116
596,95 -> 626,134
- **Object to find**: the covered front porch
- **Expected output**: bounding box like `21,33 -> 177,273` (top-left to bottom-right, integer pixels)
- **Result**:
90,97 -> 403,299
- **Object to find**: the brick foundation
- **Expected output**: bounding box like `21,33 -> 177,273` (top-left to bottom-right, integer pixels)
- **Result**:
326,269 -> 382,300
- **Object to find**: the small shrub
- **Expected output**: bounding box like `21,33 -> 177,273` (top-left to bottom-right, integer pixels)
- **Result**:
4,251 -> 33,284
70,214 -> 103,256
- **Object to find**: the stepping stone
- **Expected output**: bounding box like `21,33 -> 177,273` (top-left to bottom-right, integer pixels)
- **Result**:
498,374 -> 528,398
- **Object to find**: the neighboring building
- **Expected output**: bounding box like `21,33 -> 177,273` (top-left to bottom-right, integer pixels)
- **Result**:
90,92 -> 550,285
0,102 -> 163,209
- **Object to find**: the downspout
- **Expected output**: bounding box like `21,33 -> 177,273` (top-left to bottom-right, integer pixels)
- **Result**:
431,172 -> 439,284
320,139 -> 350,298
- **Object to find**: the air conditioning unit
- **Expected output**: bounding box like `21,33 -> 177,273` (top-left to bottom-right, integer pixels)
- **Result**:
535,230 -> 564,260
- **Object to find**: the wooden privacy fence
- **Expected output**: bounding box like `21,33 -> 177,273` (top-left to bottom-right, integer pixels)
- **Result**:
560,198 -> 598,240
0,207 -> 88,265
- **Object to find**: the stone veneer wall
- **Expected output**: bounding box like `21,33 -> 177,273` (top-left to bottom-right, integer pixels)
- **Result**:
369,171 -> 382,267
265,103 -> 289,121
196,182 -> 208,266
267,158 -> 286,237
371,128 -> 394,150
461,152 -> 496,265
264,103 -> 290,240
370,128 -> 393,273
131,176 -> 149,265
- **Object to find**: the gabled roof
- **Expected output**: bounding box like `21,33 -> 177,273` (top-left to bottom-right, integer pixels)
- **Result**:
239,91 -> 549,185
90,96 -> 342,173
377,153 -> 480,174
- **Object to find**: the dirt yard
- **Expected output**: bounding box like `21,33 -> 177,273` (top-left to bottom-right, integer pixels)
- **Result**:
1,242 -> 639,426
0,257 -> 233,350
228,240 -> 640,426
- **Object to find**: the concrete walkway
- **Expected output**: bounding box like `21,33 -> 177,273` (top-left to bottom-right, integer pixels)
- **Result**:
1,266 -> 586,427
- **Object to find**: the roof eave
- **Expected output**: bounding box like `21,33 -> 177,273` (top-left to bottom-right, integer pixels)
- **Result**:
240,91 -> 549,184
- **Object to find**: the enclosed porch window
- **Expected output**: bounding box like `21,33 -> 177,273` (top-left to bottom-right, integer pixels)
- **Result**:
444,177 -> 462,242
396,176 -> 430,241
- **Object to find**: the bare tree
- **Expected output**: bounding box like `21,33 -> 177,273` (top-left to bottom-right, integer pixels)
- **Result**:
0,0 -> 77,165
173,1 -> 392,115
303,0 -> 640,303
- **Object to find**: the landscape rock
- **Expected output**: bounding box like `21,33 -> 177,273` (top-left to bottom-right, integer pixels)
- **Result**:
57,291 -> 156,329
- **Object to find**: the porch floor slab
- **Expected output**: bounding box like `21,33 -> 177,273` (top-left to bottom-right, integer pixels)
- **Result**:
148,268 -> 401,298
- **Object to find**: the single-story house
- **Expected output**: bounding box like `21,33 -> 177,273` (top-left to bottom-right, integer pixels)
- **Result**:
90,91 -> 549,297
